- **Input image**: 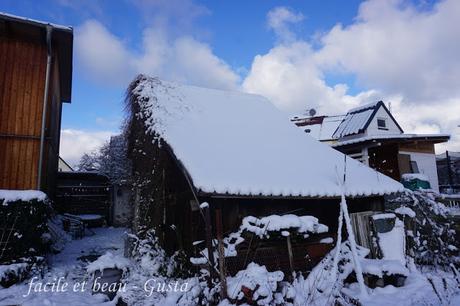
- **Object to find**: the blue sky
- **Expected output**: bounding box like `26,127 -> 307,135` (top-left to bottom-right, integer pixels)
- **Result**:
1,0 -> 362,130
1,0 -> 459,164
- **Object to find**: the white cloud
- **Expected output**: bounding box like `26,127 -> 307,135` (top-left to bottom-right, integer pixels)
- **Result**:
243,40 -> 379,114
135,28 -> 240,90
75,20 -> 134,86
267,6 -> 304,42
132,0 -> 211,35
60,129 -> 115,166
243,1 -> 460,152
73,1 -> 460,153
390,97 -> 460,153
75,20 -> 239,90
316,0 -> 460,103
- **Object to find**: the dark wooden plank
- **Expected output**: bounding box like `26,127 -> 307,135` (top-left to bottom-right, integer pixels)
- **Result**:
25,43 -> 39,189
0,39 -> 6,125
0,39 -> 13,133
0,139 -> 6,187
17,43 -> 31,189
0,40 -> 9,188
30,43 -> 46,189
2,41 -> 17,188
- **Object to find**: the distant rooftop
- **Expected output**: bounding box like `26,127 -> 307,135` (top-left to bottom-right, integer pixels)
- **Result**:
332,101 -> 394,139
291,115 -> 344,141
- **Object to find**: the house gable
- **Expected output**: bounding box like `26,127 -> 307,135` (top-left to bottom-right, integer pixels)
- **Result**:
365,103 -> 404,137
332,101 -> 404,140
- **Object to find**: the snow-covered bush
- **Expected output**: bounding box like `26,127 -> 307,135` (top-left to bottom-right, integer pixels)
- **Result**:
120,229 -> 209,305
386,190 -> 460,269
240,214 -> 328,239
0,190 -> 51,263
191,214 -> 329,266
0,263 -> 28,288
285,241 -> 370,306
0,256 -> 46,288
128,228 -> 192,278
86,252 -> 131,274
128,228 -> 172,276
223,263 -> 285,306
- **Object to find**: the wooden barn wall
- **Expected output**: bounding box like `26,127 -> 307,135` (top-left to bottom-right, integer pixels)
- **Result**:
201,196 -> 383,237
208,196 -> 382,276
0,37 -> 46,190
127,102 -> 199,255
0,36 -> 62,194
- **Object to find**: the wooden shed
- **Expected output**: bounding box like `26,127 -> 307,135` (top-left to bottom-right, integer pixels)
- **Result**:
125,75 -> 404,275
0,13 -> 73,197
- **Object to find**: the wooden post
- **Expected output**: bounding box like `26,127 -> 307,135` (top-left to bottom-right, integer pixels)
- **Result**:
204,204 -> 216,287
215,206 -> 228,300
286,235 -> 294,280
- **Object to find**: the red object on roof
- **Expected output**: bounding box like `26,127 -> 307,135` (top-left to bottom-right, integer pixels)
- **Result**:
291,116 -> 326,127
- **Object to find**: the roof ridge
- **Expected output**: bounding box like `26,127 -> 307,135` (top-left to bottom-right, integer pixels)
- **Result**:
348,100 -> 382,114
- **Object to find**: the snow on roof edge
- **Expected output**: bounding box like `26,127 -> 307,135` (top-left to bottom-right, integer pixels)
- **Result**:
333,133 -> 450,147
348,101 -> 381,114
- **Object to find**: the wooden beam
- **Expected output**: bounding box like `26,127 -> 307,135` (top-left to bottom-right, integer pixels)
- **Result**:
215,205 -> 228,300
204,204 -> 216,287
286,235 -> 294,280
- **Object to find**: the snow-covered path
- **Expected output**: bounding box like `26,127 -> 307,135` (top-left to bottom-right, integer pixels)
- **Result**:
0,227 -> 127,306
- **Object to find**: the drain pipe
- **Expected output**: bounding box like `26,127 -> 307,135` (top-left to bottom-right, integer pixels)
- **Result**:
37,25 -> 53,190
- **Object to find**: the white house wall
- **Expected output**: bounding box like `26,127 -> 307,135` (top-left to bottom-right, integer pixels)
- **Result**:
365,107 -> 402,137
399,150 -> 439,192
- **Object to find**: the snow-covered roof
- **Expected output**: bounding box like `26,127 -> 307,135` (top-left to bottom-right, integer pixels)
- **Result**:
291,115 -> 344,141
347,101 -> 381,113
332,101 -> 381,138
333,133 -> 450,147
132,76 -> 404,198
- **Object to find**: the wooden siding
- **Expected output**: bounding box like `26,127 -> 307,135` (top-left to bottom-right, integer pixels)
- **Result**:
0,37 -> 46,189
399,142 -> 435,154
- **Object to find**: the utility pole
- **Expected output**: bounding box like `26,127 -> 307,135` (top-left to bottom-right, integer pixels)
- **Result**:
446,151 -> 453,189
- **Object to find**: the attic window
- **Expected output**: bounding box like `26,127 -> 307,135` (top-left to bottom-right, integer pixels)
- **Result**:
377,118 -> 387,130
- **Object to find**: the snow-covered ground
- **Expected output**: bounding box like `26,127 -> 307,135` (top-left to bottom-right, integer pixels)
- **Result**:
343,269 -> 460,306
0,227 -> 201,306
0,227 -> 127,306
1,226 -> 459,305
